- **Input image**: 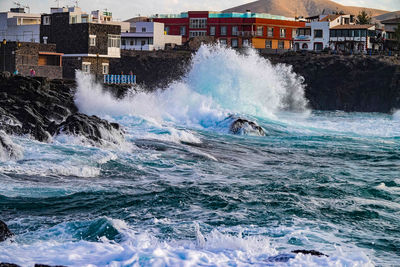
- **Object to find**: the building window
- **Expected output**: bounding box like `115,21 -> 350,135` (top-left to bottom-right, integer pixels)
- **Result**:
361,30 -> 367,37
70,15 -> 77,24
330,30 -> 336,37
108,35 -> 121,48
219,39 -> 227,46
280,28 -> 286,38
243,39 -> 249,47
149,38 -> 153,45
82,62 -> 91,73
354,30 -> 360,37
314,43 -> 323,51
141,27 -> 146,32
89,35 -> 96,46
43,36 -> 48,44
190,18 -> 207,29
314,30 -> 323,38
278,41 -> 284,49
232,26 -> 238,36
189,31 -> 206,38
231,38 -> 238,48
130,40 -> 134,46
257,26 -> 263,36
302,43 -> 308,49
121,39 -> 126,46
268,27 -> 274,37
180,26 -> 186,36
292,29 -> 297,38
265,40 -> 272,48
43,16 -> 51,25
210,26 -> 216,36
102,63 -> 109,75
221,26 -> 227,36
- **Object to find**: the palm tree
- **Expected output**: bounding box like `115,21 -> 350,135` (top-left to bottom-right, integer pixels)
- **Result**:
356,10 -> 372,25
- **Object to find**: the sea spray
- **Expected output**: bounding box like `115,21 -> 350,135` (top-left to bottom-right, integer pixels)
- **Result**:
75,44 -> 308,128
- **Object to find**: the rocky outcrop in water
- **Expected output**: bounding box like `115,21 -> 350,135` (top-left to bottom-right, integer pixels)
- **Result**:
0,131 -> 23,161
0,220 -> 13,242
0,74 -> 124,148
229,117 -> 266,136
292,249 -> 328,257
52,114 -> 124,147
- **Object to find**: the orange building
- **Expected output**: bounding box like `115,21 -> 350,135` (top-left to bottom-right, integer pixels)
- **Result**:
153,11 -> 306,49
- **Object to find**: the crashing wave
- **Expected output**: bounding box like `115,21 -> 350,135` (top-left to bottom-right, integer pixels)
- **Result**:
0,131 -> 23,161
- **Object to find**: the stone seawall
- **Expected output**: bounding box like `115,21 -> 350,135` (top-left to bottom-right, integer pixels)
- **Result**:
111,50 -> 400,113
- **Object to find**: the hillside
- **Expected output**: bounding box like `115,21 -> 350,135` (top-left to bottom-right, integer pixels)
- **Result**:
223,0 -> 388,18
373,11 -> 400,22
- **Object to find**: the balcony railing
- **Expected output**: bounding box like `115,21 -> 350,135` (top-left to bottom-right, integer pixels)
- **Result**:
104,74 -> 136,85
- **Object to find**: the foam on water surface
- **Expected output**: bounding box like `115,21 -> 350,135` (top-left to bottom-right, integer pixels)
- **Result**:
1,45 -> 399,266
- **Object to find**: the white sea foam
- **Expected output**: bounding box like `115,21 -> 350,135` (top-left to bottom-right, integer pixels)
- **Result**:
0,131 -> 23,161
74,45 -> 308,130
0,219 -> 374,267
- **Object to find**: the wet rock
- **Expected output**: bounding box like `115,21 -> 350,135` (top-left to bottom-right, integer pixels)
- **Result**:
0,131 -> 23,161
229,117 -> 266,136
292,249 -> 329,257
0,74 -> 124,146
0,263 -> 21,267
0,220 -> 13,242
52,113 -> 124,147
0,75 -> 77,142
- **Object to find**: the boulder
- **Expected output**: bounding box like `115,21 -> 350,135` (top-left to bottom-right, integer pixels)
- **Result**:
292,250 -> 328,257
52,113 -> 124,147
229,117 -> 266,136
0,220 -> 13,242
0,131 -> 23,161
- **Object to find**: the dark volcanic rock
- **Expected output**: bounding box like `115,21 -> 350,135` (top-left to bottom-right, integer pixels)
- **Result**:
229,117 -> 266,136
52,113 -> 124,146
0,75 -> 77,141
266,53 -> 400,113
0,264 -> 21,267
0,220 -> 13,242
0,131 -> 23,161
292,249 -> 329,257
0,75 -> 125,146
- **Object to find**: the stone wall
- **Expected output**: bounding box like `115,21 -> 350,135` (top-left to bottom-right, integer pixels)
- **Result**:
62,56 -> 110,79
111,50 -> 400,112
0,42 -> 62,79
41,13 -> 121,56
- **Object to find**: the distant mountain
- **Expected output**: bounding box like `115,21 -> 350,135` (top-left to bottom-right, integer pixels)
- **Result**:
373,11 -> 400,22
223,0 -> 388,18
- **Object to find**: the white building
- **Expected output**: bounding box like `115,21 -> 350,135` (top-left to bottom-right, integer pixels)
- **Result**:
0,8 -> 41,42
121,22 -> 182,51
294,14 -> 355,51
329,24 -> 382,52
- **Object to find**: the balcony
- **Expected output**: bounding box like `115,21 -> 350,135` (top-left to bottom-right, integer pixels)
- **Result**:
237,31 -> 256,37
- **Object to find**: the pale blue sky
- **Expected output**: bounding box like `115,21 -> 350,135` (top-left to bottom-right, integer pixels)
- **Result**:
1,0 -> 399,20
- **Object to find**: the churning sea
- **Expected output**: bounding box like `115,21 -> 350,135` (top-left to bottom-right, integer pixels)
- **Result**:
0,46 -> 399,266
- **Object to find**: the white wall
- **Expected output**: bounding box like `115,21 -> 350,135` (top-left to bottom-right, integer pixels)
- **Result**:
121,22 -> 181,51
0,12 -> 40,42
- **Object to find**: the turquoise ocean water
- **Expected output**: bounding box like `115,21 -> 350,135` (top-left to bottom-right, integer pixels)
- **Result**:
0,46 -> 399,266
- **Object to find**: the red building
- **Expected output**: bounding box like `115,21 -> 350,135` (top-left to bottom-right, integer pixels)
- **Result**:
153,11 -> 306,49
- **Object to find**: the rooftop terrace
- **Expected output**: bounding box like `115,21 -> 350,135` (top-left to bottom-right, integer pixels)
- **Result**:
152,12 -> 294,21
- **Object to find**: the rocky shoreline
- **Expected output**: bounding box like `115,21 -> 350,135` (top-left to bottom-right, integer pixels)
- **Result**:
0,73 -> 125,160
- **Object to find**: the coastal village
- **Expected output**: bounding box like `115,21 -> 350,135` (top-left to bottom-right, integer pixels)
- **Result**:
0,2 -> 399,81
